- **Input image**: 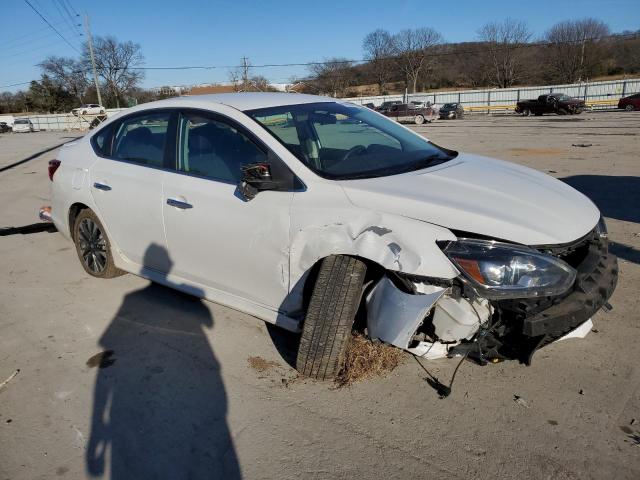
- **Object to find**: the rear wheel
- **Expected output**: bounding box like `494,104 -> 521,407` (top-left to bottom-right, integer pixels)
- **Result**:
73,209 -> 123,278
414,114 -> 425,125
296,255 -> 367,380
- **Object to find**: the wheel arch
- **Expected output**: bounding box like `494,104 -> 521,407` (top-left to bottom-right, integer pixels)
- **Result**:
68,202 -> 90,240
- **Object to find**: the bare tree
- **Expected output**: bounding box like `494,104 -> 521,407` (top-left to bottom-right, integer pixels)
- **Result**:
83,36 -> 144,108
544,18 -> 610,83
362,29 -> 394,94
308,58 -> 355,97
39,56 -> 89,103
478,18 -> 532,88
391,28 -> 442,93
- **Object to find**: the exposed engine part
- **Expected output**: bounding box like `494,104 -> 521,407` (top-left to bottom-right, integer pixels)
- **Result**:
432,295 -> 492,342
366,274 -> 493,357
366,276 -> 446,349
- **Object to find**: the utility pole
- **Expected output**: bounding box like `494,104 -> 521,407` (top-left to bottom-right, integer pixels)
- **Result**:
241,56 -> 250,90
84,14 -> 102,106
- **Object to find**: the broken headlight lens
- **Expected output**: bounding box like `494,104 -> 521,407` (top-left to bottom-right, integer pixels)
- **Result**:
442,239 -> 576,299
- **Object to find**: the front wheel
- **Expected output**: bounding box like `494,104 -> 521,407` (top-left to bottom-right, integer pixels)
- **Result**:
73,209 -> 124,278
626,104 -> 636,111
414,114 -> 425,125
296,255 -> 367,380
522,109 -> 531,116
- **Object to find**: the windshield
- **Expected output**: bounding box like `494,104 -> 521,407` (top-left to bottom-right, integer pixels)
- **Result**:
247,102 -> 456,180
15,120 -> 28,124
442,103 -> 456,108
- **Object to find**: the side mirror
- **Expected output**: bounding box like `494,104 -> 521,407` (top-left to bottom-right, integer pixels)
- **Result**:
239,162 -> 291,201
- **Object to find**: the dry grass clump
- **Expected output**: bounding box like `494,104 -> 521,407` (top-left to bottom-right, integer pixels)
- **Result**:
336,333 -> 404,387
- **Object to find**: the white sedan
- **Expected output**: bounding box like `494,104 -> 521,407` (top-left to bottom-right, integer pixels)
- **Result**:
49,93 -> 617,379
71,104 -> 106,116
12,118 -> 35,133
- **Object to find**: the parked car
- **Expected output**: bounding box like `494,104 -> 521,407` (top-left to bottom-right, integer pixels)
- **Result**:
375,100 -> 402,112
0,115 -> 15,128
515,93 -> 585,116
49,93 -> 617,380
0,122 -> 11,133
618,93 -> 640,111
362,103 -> 376,110
72,104 -> 106,116
381,102 -> 435,124
439,103 -> 465,119
12,118 -> 34,133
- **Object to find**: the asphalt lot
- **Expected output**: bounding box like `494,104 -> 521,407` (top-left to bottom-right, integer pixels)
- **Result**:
1,111 -> 639,479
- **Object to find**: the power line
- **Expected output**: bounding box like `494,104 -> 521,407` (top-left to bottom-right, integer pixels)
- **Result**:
2,31 -> 638,90
0,27 -> 82,57
2,19 -> 79,46
23,0 -> 81,53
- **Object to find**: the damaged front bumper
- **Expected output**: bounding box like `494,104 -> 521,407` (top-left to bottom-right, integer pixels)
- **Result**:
366,226 -> 618,364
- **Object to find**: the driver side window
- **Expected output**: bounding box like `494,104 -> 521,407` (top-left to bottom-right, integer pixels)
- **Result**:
178,113 -> 267,183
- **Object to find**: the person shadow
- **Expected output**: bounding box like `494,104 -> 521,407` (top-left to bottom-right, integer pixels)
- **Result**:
86,244 -> 241,479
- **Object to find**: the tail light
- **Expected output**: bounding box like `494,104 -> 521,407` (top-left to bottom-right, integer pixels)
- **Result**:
48,159 -> 61,181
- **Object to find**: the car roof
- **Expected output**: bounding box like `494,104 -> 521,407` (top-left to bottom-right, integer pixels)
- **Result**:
126,92 -> 339,113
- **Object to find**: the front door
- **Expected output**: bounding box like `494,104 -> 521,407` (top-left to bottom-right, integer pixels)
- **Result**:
90,110 -> 173,271
162,110 -> 292,309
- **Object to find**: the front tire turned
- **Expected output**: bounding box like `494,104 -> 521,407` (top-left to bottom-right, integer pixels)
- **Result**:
296,255 -> 367,380
73,208 -> 124,279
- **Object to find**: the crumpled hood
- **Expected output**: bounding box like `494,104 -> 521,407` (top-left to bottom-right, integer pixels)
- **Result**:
339,153 -> 599,245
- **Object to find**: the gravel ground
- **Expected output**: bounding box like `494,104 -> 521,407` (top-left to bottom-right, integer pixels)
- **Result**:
0,111 -> 639,480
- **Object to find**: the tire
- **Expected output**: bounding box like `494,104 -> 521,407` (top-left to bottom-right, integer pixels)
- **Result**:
73,209 -> 124,278
522,109 -> 531,116
296,255 -> 367,380
414,114 -> 425,125
626,104 -> 635,111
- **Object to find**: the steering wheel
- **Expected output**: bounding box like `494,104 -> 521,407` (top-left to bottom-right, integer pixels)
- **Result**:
342,145 -> 367,161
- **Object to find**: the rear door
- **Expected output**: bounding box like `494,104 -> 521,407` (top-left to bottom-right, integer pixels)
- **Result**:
161,109 -> 293,308
89,110 -> 175,271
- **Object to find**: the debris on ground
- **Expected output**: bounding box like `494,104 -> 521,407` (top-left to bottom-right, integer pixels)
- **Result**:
335,333 -> 404,387
572,143 -> 593,147
0,369 -> 20,391
631,419 -> 637,426
579,389 -> 585,395
513,394 -> 530,408
247,356 -> 280,373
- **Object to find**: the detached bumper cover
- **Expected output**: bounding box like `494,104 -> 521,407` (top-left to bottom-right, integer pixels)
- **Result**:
522,240 -> 618,338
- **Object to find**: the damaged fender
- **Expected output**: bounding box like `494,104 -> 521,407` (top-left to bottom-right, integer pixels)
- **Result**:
289,210 -> 458,283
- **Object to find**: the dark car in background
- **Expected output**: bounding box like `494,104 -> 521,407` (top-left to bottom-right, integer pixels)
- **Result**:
515,93 -> 585,116
0,122 -> 11,133
618,93 -> 640,111
382,103 -> 434,124
439,103 -> 465,119
375,100 -> 402,112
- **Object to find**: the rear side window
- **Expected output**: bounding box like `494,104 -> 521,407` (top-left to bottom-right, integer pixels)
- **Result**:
92,125 -> 113,156
178,112 -> 266,183
112,112 -> 170,167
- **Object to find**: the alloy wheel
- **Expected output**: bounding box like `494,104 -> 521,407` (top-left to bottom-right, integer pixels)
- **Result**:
77,218 -> 107,273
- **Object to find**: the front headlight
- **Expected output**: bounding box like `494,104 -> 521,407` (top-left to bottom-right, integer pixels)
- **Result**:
442,239 -> 576,299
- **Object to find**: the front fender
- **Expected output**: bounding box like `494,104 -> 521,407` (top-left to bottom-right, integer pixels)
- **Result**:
289,203 -> 459,287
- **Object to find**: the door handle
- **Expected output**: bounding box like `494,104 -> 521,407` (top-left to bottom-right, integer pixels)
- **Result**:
166,198 -> 193,209
93,182 -> 111,191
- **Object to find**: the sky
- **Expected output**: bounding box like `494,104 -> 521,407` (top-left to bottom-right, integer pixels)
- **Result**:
2,0 -> 639,92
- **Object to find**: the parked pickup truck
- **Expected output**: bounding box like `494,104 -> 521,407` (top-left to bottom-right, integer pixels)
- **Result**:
515,93 -> 585,116
382,103 -> 435,124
